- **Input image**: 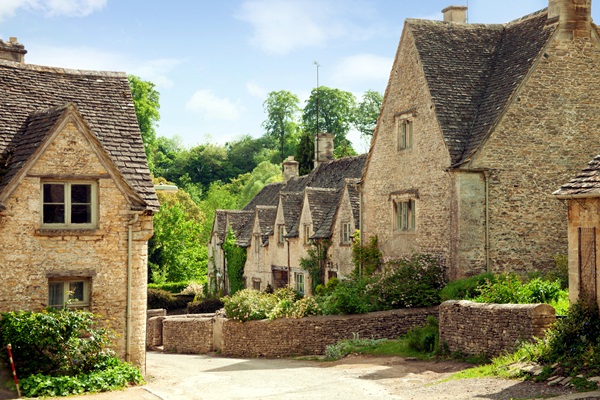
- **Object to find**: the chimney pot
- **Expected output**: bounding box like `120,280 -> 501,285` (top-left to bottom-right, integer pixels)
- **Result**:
9,37 -> 17,43
282,156 -> 299,182
0,37 -> 26,63
442,5 -> 468,23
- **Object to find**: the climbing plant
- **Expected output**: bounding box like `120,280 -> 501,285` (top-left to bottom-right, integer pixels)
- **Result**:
222,228 -> 247,295
300,240 -> 331,294
352,233 -> 382,277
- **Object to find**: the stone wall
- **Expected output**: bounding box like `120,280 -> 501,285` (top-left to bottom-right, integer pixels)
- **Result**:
439,300 -> 556,357
162,316 -> 214,354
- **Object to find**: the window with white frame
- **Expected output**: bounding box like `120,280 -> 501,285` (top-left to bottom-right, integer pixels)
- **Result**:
295,272 -> 305,295
397,119 -> 413,150
48,279 -> 90,309
304,224 -> 312,245
394,198 -> 416,231
341,222 -> 352,245
277,224 -> 285,245
42,181 -> 97,228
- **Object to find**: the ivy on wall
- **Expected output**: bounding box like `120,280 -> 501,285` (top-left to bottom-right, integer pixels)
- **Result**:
300,240 -> 331,294
352,233 -> 382,277
223,228 -> 247,295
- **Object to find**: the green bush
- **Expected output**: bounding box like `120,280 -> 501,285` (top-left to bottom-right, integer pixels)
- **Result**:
187,298 -> 224,314
317,277 -> 375,315
325,334 -> 386,360
404,316 -> 439,354
147,288 -> 190,310
365,253 -> 446,309
223,289 -> 278,322
147,281 -> 189,294
440,273 -> 495,301
267,297 -> 321,320
473,274 -> 562,304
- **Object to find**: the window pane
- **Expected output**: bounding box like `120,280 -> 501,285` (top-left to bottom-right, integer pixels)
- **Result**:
43,184 -> 64,203
49,282 -> 64,308
71,184 -> 91,204
43,204 -> 65,224
69,281 -> 85,302
71,205 -> 91,224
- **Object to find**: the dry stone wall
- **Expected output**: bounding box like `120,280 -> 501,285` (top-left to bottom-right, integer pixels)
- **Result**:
439,300 -> 556,357
162,316 -> 214,354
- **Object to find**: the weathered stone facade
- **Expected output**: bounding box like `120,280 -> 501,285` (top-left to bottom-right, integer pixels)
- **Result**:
162,317 -> 214,354
439,301 -> 556,357
362,2 -> 600,279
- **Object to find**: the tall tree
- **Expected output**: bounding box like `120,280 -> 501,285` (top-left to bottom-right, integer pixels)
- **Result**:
354,90 -> 383,139
295,131 -> 314,176
262,90 -> 301,163
302,86 -> 357,156
128,75 -> 160,169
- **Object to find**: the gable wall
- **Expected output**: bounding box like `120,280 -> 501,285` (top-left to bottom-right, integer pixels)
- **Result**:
328,188 -> 356,279
0,122 -> 152,370
361,29 -> 453,263
470,32 -> 600,274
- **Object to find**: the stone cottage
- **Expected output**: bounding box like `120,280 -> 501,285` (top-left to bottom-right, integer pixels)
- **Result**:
208,134 -> 366,295
361,0 -> 600,279
553,155 -> 600,309
0,38 -> 158,371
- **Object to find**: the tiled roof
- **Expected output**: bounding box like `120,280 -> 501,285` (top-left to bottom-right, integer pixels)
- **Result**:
227,210 -> 254,247
281,192 -> 304,237
213,210 -> 229,245
310,188 -> 343,240
346,179 -> 361,229
553,155 -> 600,197
0,60 -> 158,210
408,9 -> 555,165
256,205 -> 277,244
306,154 -> 367,189
242,181 -> 284,211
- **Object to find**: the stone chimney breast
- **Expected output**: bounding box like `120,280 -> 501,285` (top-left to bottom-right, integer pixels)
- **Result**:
314,132 -> 335,169
0,37 -> 26,63
442,5 -> 468,23
548,0 -> 592,39
282,156 -> 299,182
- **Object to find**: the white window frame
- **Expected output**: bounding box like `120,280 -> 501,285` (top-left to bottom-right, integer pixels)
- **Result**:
394,198 -> 416,231
41,181 -> 98,229
295,272 -> 305,295
48,279 -> 90,309
341,222 -> 352,244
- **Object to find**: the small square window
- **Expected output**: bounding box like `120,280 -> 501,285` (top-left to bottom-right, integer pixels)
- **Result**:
252,280 -> 261,291
42,181 -> 97,228
48,279 -> 90,309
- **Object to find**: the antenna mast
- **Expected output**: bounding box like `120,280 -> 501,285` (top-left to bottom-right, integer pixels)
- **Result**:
313,61 -> 320,167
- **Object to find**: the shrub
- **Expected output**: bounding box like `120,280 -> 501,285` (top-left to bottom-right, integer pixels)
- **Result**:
147,281 -> 189,294
268,297 -> 321,320
187,298 -> 224,314
366,253 -> 446,309
317,277 -> 375,315
352,234 -> 382,276
473,274 -> 562,304
147,288 -> 190,310
440,273 -> 495,301
404,316 -> 439,353
223,289 -> 278,322
325,334 -> 386,360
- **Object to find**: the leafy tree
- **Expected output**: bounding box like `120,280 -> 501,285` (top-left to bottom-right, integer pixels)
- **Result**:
237,161 -> 282,208
295,131 -> 314,176
262,90 -> 301,163
226,135 -> 272,177
302,86 -> 357,156
149,185 -> 206,283
128,75 -> 160,169
354,89 -> 383,139
151,135 -> 184,180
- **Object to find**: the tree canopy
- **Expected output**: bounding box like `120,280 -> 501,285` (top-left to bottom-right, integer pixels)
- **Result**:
128,75 -> 160,168
262,91 -> 301,164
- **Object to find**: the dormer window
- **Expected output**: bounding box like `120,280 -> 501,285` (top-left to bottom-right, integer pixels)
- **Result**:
42,181 -> 97,229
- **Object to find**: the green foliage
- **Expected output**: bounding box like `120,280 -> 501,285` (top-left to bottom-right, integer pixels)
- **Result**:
440,273 -> 495,301
187,298 -> 224,314
20,360 -> 143,398
317,277 -> 375,315
299,241 -> 330,294
404,316 -> 439,354
353,89 -> 383,138
325,334 -> 386,361
223,289 -> 279,322
262,90 -> 301,163
365,254 -> 446,309
0,309 -> 114,378
295,132 -> 314,175
128,75 -> 160,169
222,229 -> 247,295
547,254 -> 569,290
147,289 -> 190,310
352,234 -> 382,277
148,281 -> 190,294
473,274 -> 562,304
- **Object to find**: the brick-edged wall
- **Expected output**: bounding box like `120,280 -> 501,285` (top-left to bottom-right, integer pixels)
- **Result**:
439,300 -> 556,357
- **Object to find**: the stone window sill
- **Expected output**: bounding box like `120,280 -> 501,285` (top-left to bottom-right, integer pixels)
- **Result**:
35,228 -> 106,237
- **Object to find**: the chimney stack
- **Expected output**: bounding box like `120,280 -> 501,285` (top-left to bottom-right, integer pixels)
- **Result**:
0,37 -> 26,63
442,5 -> 468,23
314,132 -> 334,169
548,0 -> 592,39
282,156 -> 299,181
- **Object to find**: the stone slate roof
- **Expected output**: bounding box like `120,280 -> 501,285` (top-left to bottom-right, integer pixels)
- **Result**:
213,210 -> 229,245
407,9 -> 555,165
280,192 -> 304,237
553,155 -> 600,198
346,179 -> 361,229
256,205 -> 277,244
0,60 -> 158,210
227,211 -> 254,248
242,181 -> 284,211
310,188 -> 343,240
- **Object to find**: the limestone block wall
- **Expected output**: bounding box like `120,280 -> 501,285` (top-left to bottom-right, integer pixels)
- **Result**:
162,317 -> 214,354
146,309 -> 167,349
439,300 -> 556,357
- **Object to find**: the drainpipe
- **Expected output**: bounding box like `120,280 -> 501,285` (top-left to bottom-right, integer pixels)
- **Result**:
126,212 -> 139,362
484,171 -> 490,274
286,238 -> 291,286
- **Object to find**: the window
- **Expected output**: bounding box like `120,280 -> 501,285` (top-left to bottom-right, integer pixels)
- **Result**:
277,224 -> 285,245
254,235 -> 260,256
304,224 -> 312,245
394,199 -> 416,231
42,182 -> 97,228
397,119 -> 413,150
341,222 -> 352,245
48,279 -> 90,309
252,279 -> 261,291
295,272 -> 305,295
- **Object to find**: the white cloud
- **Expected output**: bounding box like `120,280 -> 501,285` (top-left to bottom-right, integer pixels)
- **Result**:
25,44 -> 180,89
331,54 -> 393,86
185,90 -> 243,121
236,0 -> 351,55
246,81 -> 267,99
0,0 -> 106,20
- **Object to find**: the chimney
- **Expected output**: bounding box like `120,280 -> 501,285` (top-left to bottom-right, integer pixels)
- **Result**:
282,156 -> 299,181
314,132 -> 334,169
548,0 -> 592,39
0,37 -> 26,63
442,5 -> 468,23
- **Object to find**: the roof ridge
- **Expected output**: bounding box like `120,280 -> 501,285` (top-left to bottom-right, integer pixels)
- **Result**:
0,59 -> 127,78
506,8 -> 547,26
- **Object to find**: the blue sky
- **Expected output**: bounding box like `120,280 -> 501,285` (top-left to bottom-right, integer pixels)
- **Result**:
1,0 -> 596,153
